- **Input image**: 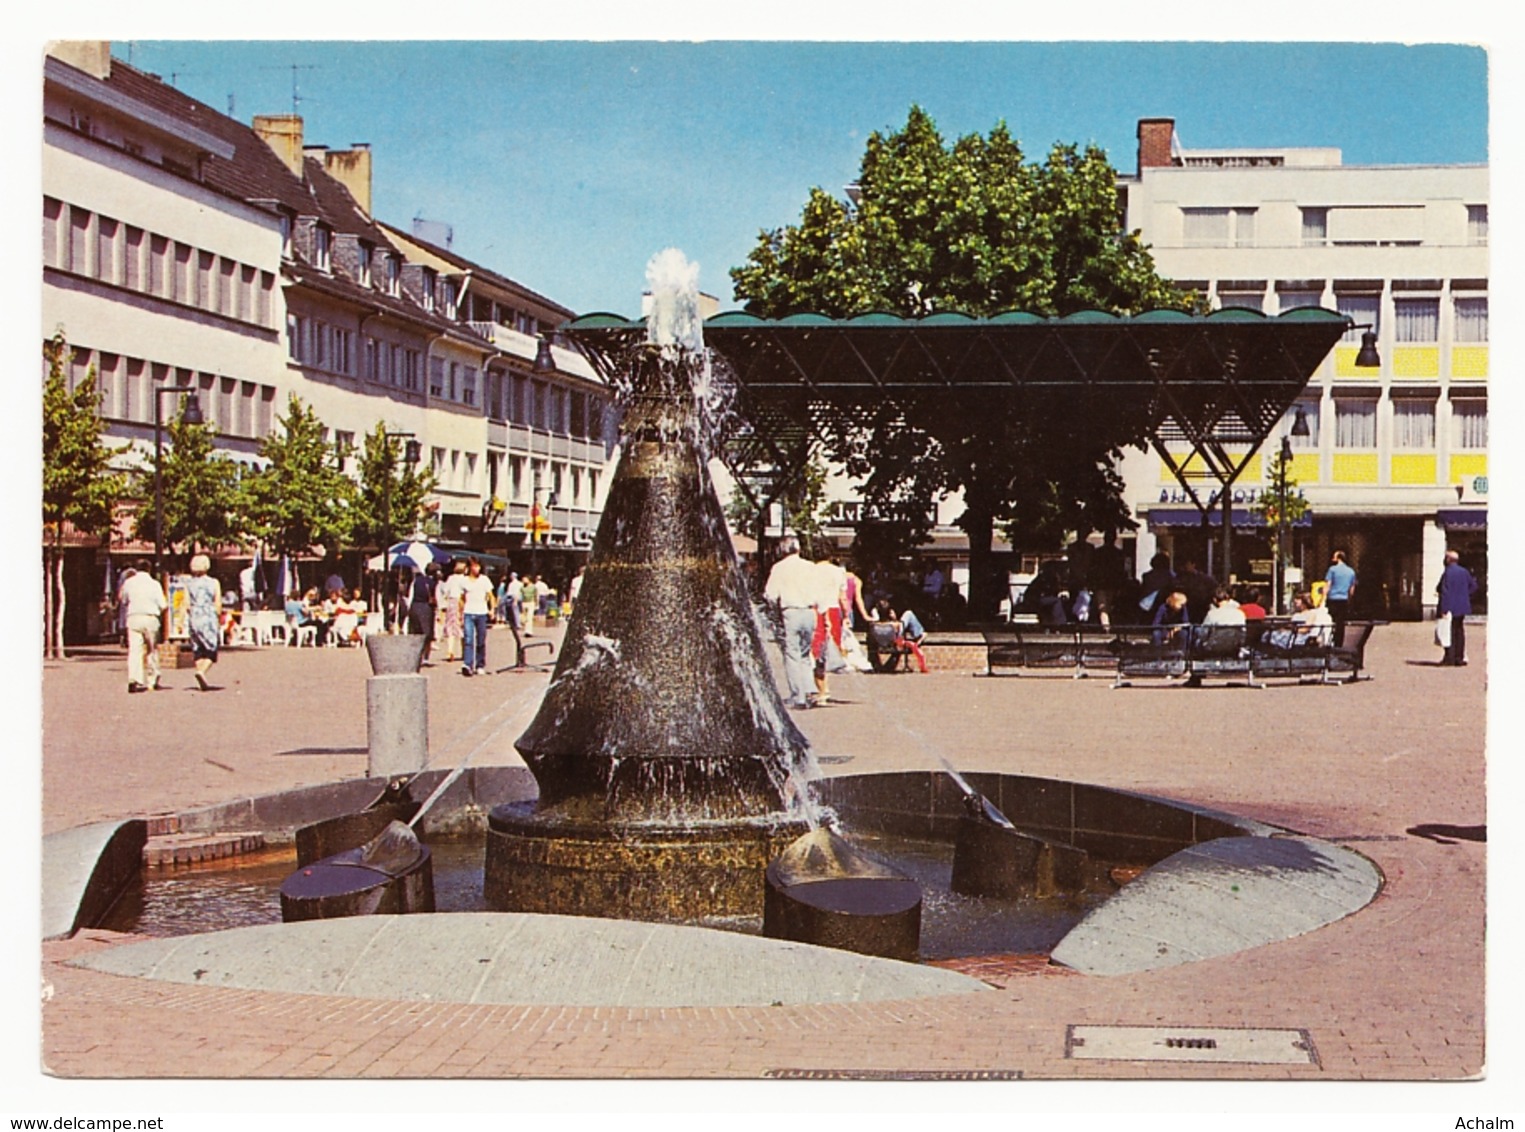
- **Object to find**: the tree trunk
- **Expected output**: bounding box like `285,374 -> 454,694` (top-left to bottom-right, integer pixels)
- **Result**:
55,551 -> 67,658
42,548 -> 54,659
961,504 -> 999,622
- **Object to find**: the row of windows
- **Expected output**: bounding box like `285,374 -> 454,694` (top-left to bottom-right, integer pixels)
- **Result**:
499,455 -> 602,512
287,314 -> 425,393
429,357 -> 479,407
1207,284 -> 1488,345
1282,398 -> 1486,452
53,345 -> 277,439
463,293 -> 544,339
486,372 -> 607,440
43,198 -> 277,329
1181,204 -> 1487,249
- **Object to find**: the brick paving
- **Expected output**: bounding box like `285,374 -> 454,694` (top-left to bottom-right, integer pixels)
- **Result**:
27,620 -> 1505,1099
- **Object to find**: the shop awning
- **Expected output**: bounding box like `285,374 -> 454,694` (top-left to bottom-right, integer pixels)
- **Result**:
1146,507 -> 1312,530
1437,507 -> 1487,530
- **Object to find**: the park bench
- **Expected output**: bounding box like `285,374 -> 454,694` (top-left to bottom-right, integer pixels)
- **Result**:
980,625 -> 1120,679
1250,618 -> 1383,684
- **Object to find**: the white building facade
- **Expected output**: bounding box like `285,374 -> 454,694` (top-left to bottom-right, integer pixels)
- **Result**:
41,43 -> 615,642
1118,117 -> 1487,618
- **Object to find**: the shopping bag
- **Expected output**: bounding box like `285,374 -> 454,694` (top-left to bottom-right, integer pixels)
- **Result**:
1435,612 -> 1452,649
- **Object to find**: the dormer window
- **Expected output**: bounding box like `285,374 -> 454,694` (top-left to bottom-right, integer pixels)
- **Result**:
357,243 -> 373,287
313,225 -> 331,271
385,255 -> 400,296
421,268 -> 437,312
442,279 -> 457,319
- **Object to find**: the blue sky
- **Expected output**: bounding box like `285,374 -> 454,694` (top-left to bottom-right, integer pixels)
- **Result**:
117,40 -> 1489,317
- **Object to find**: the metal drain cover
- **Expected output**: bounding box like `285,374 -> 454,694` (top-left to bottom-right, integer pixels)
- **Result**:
1066,1025 -> 1318,1066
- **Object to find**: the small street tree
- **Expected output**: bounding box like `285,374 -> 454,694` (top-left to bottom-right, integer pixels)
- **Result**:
352,424 -> 436,553
133,410 -> 244,560
1256,443 -> 1312,613
731,105 -> 1199,616
726,455 -> 832,560
241,395 -> 357,560
42,331 -> 128,658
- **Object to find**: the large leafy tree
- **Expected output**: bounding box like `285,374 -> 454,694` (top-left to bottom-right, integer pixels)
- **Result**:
731,105 -> 1198,615
241,395 -> 356,558
133,410 -> 243,558
42,331 -> 129,657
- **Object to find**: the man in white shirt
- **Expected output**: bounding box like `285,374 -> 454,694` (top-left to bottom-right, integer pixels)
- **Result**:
119,559 -> 168,693
763,536 -> 819,709
458,557 -> 497,676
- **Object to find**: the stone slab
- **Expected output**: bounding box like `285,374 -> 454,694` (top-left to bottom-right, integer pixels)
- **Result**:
41,819 -> 146,941
68,912 -> 990,1007
1050,835 -> 1383,976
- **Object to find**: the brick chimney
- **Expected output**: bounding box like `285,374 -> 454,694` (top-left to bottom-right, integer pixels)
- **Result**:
252,114 -> 305,178
1137,117 -> 1177,174
47,41 -> 112,79
323,143 -> 373,216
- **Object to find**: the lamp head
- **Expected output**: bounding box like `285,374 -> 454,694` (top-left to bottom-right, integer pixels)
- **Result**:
1354,329 -> 1381,368
180,392 -> 204,426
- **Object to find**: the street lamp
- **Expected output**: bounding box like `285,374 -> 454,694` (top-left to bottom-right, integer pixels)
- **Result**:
153,384 -> 204,580
528,468 -> 558,583
381,428 -> 420,630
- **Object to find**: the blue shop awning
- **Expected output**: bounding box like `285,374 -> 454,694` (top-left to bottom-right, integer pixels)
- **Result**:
1437,507 -> 1487,530
1146,507 -> 1312,530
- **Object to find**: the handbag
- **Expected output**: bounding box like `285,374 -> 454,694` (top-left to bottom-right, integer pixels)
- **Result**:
1435,611 -> 1452,649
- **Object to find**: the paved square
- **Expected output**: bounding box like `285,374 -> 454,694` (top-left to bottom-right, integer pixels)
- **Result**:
34,621 -> 1488,1088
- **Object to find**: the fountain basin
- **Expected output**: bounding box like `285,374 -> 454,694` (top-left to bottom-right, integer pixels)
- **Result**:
485,801 -> 808,921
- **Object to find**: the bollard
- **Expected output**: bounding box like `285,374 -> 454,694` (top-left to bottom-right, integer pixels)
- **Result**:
366,673 -> 428,778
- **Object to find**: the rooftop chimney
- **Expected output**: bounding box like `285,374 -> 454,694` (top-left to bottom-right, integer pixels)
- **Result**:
323,143 -> 373,216
47,41 -> 112,80
1137,117 -> 1178,174
252,114 -> 305,178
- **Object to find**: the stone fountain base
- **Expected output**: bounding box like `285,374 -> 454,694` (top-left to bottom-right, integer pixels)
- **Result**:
484,801 -> 807,921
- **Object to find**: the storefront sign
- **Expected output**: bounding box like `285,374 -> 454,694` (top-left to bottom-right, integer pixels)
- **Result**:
824,500 -> 938,525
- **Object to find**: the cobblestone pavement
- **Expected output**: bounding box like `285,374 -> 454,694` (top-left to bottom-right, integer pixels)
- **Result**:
21,620 -> 1510,1112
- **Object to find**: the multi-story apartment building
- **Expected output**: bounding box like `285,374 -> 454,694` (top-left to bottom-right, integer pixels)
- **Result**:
1118,117 -> 1487,618
42,42 -> 613,642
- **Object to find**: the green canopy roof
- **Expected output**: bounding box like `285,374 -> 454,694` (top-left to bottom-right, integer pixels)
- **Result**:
562,307 -> 1352,518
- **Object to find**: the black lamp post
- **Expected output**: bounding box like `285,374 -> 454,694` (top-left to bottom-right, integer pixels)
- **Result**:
381,428 -> 420,630
153,384 -> 204,580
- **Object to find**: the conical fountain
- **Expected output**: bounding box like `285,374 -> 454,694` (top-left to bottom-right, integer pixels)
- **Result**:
484,251 -> 815,921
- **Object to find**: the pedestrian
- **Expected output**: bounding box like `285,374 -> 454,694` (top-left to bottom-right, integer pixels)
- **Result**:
1324,549 -> 1357,647
403,566 -> 437,662
520,573 -> 540,636
1436,549 -> 1479,667
459,556 -> 496,676
437,560 -> 466,662
1138,552 -> 1175,618
809,553 -> 849,705
119,559 -> 167,693
239,560 -> 259,612
763,536 -> 819,709
184,554 -> 223,691
871,597 -> 929,674
1175,559 -> 1218,624
495,571 -> 517,624
568,565 -> 585,614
